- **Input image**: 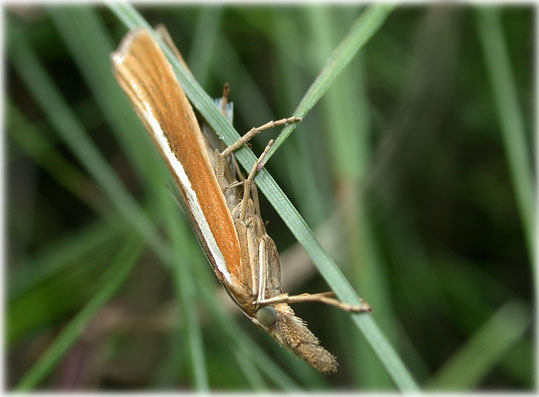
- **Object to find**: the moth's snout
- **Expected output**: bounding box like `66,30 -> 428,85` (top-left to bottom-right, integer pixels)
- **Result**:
256,305 -> 277,327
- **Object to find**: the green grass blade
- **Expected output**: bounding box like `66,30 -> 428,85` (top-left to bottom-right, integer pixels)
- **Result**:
269,3 -> 395,161
8,242 -> 117,344
9,220 -> 116,300
7,100 -> 111,218
187,6 -> 223,85
232,348 -> 268,390
427,300 -> 531,390
432,252 -> 533,387
162,193 -> 208,390
107,2 -> 153,31
270,12 -> 329,224
49,6 -> 162,188
200,33 -> 275,127
475,8 -> 534,257
8,21 -> 169,263
14,234 -> 144,391
107,3 -> 418,391
500,338 -> 534,386
306,6 -> 395,388
196,286 -> 299,390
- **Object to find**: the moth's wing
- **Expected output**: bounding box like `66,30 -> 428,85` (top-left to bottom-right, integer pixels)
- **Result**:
166,181 -> 226,274
111,28 -> 243,287
156,24 -> 240,209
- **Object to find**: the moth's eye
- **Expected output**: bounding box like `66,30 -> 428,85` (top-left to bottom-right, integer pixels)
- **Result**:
256,306 -> 277,327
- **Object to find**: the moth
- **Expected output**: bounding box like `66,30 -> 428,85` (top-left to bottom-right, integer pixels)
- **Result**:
111,26 -> 371,373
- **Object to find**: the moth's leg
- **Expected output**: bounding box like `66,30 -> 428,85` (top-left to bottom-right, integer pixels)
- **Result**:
254,234 -> 285,306
254,237 -> 268,303
232,156 -> 260,216
239,140 -> 274,221
257,292 -> 372,313
221,116 -> 301,158
250,176 -> 262,218
252,231 -> 284,306
234,218 -> 253,292
245,216 -> 260,297
222,180 -> 244,192
215,116 -> 302,189
214,83 -> 233,189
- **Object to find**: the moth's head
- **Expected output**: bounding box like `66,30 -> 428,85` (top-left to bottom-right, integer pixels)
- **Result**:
253,303 -> 338,373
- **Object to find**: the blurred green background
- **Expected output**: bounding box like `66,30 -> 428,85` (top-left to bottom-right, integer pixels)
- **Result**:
6,3 -> 534,392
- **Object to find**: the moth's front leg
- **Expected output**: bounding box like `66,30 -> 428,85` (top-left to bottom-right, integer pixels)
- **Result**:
214,116 -> 301,191
234,218 -> 255,296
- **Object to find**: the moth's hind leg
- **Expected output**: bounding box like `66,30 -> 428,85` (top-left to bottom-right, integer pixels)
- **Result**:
257,292 -> 372,313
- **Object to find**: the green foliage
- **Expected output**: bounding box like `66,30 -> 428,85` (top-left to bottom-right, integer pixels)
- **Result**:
6,3 -> 533,392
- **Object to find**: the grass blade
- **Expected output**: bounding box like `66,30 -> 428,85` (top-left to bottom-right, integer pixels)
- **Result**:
8,21 -> 169,263
162,194 -> 208,390
306,6 -> 394,387
15,234 -> 144,391
196,286 -> 299,390
270,3 -> 395,160
187,6 -> 223,85
428,300 -> 531,390
232,348 -> 268,390
475,8 -> 534,257
6,101 -> 111,218
48,6 -> 164,189
9,220 -> 116,300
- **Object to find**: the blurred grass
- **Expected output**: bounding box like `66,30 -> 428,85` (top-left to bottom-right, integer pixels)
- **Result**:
475,9 -> 534,258
15,234 -> 144,391
269,4 -> 396,160
428,300 -> 530,390
48,8 -> 163,190
8,220 -> 115,300
7,221 -> 120,343
162,191 -> 208,391
6,3 -> 533,392
7,101 -> 111,218
305,7 -> 387,389
8,20 -> 169,261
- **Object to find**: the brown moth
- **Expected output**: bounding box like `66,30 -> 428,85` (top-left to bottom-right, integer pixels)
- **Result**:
111,26 -> 371,373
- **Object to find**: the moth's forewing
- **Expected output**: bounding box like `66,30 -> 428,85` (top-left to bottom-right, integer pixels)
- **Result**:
111,29 -> 242,288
